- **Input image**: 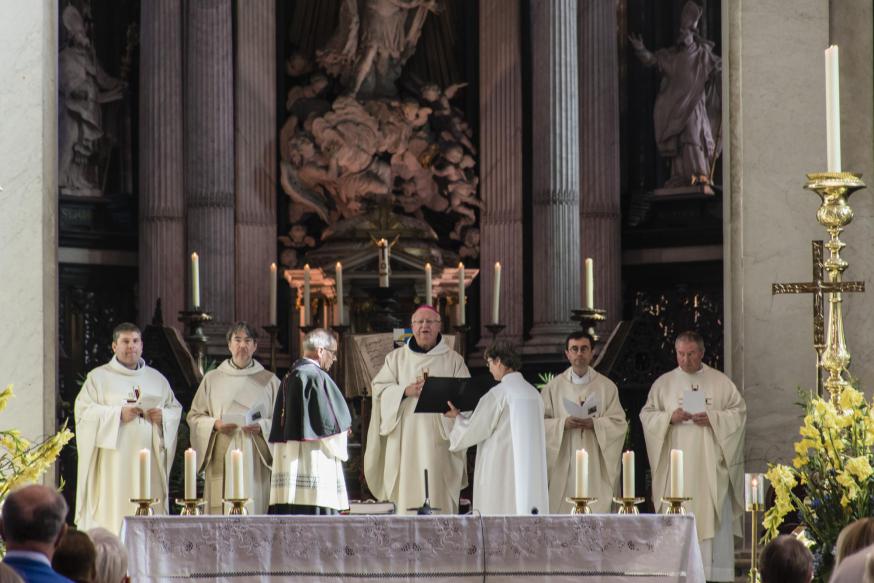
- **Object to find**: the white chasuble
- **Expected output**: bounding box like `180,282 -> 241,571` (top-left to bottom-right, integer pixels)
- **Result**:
541,367 -> 628,514
364,337 -> 470,515
187,359 -> 279,514
448,372 -> 548,515
74,357 -> 182,534
640,365 -> 746,582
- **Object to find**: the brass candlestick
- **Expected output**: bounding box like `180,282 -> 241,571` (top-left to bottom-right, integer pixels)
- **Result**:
661,496 -> 691,515
224,497 -> 250,516
484,323 -> 506,344
262,324 -> 279,373
570,308 -> 607,343
612,496 -> 645,515
748,502 -> 762,583
453,324 -> 470,358
130,498 -> 159,516
804,172 -> 866,402
175,498 -> 206,516
566,496 -> 598,515
178,309 -> 213,376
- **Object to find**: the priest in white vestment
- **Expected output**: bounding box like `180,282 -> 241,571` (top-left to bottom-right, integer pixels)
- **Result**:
268,329 -> 352,514
364,305 -> 470,514
640,331 -> 746,582
446,343 -> 548,515
74,323 -> 182,534
187,322 -> 280,514
541,331 -> 627,514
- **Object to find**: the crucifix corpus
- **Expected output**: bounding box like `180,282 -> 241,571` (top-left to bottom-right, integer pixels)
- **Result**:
772,240 -> 864,396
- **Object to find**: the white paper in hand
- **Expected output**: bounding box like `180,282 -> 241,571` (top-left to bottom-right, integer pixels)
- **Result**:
682,389 -> 706,414
563,393 -> 601,419
136,393 -> 162,411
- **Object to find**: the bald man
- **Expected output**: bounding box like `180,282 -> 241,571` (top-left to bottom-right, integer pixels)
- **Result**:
1,485 -> 73,582
364,306 -> 470,514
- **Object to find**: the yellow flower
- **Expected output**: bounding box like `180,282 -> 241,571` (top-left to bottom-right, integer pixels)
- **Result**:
845,456 -> 872,481
0,384 -> 13,413
839,387 -> 865,411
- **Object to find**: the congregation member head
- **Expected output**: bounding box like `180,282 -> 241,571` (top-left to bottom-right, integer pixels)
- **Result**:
410,305 -> 441,352
674,330 -> 705,373
835,517 -> 874,566
0,485 -> 71,582
759,535 -> 812,583
564,331 -> 594,377
225,321 -> 258,369
484,342 -> 522,381
111,323 -> 142,370
52,528 -> 97,583
87,528 -> 128,583
302,328 -> 338,372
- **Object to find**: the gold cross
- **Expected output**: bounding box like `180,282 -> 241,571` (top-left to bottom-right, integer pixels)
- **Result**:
772,241 -> 864,395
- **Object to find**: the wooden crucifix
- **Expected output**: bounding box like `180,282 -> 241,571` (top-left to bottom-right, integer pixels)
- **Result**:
772,241 -> 865,396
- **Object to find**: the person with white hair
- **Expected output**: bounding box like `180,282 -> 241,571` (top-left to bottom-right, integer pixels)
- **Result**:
86,528 -> 128,583
268,329 -> 352,515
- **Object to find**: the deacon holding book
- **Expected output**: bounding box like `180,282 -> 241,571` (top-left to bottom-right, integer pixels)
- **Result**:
364,305 -> 470,514
445,343 -> 548,515
268,328 -> 352,515
640,331 -> 746,582
541,331 -> 627,513
74,323 -> 182,534
187,322 -> 279,514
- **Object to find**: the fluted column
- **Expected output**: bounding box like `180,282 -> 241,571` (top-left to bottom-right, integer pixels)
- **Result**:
579,0 -> 621,336
527,0 -> 581,348
185,0 -> 235,323
139,0 -> 184,329
478,0 -> 524,347
235,0 -> 277,327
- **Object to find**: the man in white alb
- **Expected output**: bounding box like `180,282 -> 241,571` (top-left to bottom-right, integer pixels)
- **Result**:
541,331 -> 627,513
74,323 -> 182,534
445,342 -> 548,515
364,305 -> 470,514
188,322 -> 279,514
640,331 -> 746,582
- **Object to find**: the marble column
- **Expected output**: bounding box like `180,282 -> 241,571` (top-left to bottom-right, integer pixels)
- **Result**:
235,0 -> 277,328
478,0 -> 524,347
527,0 -> 581,349
185,0 -> 235,324
0,0 -> 57,471
579,0 -> 621,337
139,0 -> 184,328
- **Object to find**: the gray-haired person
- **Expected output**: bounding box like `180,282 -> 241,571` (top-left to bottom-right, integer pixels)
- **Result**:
268,329 -> 352,515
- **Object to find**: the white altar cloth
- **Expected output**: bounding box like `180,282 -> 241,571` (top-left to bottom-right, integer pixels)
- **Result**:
121,514 -> 705,582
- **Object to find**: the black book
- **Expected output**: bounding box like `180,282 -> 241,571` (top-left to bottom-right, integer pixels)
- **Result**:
414,376 -> 497,414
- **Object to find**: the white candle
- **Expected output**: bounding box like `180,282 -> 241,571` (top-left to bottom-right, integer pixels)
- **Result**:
335,262 -> 344,325
622,450 -> 635,498
491,262 -> 502,324
138,449 -> 151,499
575,448 -> 589,497
230,449 -> 244,499
825,45 -> 841,172
191,252 -> 201,309
458,262 -> 466,325
670,449 -> 684,498
378,239 -> 390,288
585,258 -> 594,310
269,263 -> 277,325
424,262 -> 432,307
751,478 -> 759,508
303,264 -> 311,327
184,448 -> 197,499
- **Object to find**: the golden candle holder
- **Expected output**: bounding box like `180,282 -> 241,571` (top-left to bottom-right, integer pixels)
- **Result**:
566,496 -> 598,515
804,172 -> 867,402
612,497 -> 645,515
570,308 -> 607,343
748,502 -> 763,583
130,498 -> 159,516
661,496 -> 691,515
224,497 -> 250,516
175,498 -> 206,516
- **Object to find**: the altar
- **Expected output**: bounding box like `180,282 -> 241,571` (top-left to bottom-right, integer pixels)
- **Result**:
121,514 -> 705,582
